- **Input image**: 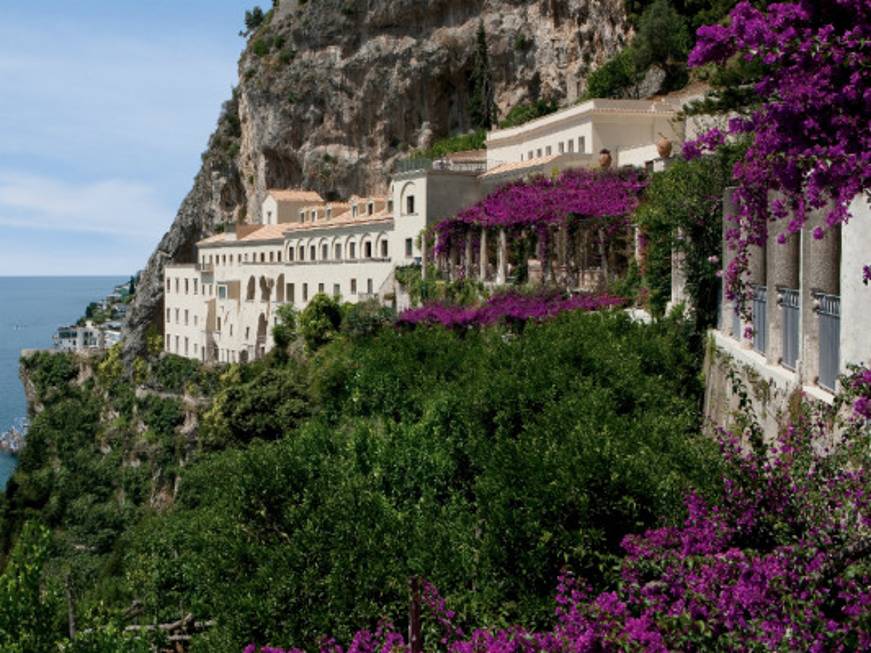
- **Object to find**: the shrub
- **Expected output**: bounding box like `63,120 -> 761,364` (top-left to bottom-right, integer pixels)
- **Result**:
272,303 -> 298,354
498,98 -> 558,129
298,293 -> 343,351
341,300 -> 394,340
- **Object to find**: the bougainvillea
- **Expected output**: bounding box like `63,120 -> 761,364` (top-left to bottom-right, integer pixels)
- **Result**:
396,291 -> 624,329
244,371 -> 871,652
433,167 -> 647,256
686,0 -> 870,308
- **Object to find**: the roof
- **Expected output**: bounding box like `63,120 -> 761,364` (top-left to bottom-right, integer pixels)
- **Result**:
445,149 -> 487,161
197,224 -> 288,247
283,207 -> 393,235
267,189 -> 325,203
479,154 -> 562,179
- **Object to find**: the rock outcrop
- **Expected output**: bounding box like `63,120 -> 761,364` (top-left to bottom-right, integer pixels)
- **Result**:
123,0 -> 629,359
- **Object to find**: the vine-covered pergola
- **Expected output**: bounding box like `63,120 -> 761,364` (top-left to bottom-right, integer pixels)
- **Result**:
425,168 -> 648,290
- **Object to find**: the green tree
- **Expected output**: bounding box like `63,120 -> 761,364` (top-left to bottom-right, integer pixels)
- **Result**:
271,303 -> 298,356
242,6 -> 265,37
298,293 -> 343,351
631,0 -> 690,84
468,21 -> 496,130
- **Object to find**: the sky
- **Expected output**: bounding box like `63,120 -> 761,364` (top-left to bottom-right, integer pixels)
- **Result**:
0,1 -> 248,276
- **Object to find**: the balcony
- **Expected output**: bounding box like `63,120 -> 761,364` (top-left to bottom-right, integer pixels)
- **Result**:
197,263 -> 214,273
778,288 -> 800,370
751,285 -> 767,354
814,292 -> 840,391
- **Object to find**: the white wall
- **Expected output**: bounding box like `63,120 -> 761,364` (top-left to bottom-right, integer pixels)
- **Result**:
840,195 -> 871,371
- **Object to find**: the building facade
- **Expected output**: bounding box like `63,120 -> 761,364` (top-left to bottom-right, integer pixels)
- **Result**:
164,97 -> 693,363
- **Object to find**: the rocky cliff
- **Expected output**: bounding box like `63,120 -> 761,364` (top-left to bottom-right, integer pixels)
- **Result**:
123,0 -> 629,359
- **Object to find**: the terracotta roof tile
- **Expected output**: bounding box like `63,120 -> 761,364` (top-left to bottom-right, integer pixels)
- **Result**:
268,189 -> 324,203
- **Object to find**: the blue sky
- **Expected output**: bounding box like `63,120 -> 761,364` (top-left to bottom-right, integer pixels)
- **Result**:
0,1 -> 248,275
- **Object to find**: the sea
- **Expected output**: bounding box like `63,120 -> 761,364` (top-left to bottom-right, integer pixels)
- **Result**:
0,276 -> 126,489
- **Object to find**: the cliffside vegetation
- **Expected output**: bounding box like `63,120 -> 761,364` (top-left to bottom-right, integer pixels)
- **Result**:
2,306 -> 719,651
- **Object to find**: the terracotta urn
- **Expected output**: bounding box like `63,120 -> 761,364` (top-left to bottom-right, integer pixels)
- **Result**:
598,149 -> 612,169
656,134 -> 673,159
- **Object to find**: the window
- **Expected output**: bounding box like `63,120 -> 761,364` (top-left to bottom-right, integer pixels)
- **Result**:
380,240 -> 388,257
545,145 -> 552,155
194,315 -> 198,327
558,142 -> 565,154
299,210 -> 305,223
349,242 -> 356,259
165,334 -> 170,350
326,208 -> 332,219
277,252 -> 282,262
302,283 -> 308,301
185,278 -> 189,294
218,285 -> 228,299
288,283 -> 295,303
166,308 -> 171,322
260,252 -> 265,263
322,244 -> 328,260
568,139 -> 574,153
288,248 -> 295,262
166,278 -> 171,292
193,279 -> 198,295
184,310 -> 189,326
367,278 -> 373,294
194,343 -> 198,355
350,278 -> 357,294
352,205 -> 358,218
269,251 -> 274,262
175,308 -> 180,323
520,153 -> 524,161
578,136 -> 585,153
217,316 -> 222,330
333,283 -> 340,297
174,278 -> 179,293
267,210 -> 272,223
310,245 -> 316,260
175,336 -> 179,353
528,150 -> 533,159
406,195 -> 415,215
387,199 -> 394,213
229,325 -> 233,336
318,282 -> 325,294
537,148 -> 542,157
405,238 -> 413,257
335,243 -> 342,259
367,202 -> 374,215
299,246 -> 305,261
364,241 -> 372,258
184,337 -> 189,355
311,210 -> 317,221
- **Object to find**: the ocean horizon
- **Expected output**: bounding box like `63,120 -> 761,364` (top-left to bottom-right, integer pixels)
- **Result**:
0,276 -> 127,489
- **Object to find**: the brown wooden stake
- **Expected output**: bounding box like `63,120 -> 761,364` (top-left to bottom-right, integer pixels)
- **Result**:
409,576 -> 422,653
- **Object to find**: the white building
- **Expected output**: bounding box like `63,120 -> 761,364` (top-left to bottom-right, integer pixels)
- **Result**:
164,98 -> 691,363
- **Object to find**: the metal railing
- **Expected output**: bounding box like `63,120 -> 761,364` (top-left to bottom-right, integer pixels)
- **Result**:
751,285 -> 767,354
815,292 -> 840,391
779,288 -> 800,370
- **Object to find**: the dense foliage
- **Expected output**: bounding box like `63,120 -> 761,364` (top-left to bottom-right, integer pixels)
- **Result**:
686,0 -> 870,307
498,99 -> 558,130
633,140 -> 746,325
246,371 -> 871,652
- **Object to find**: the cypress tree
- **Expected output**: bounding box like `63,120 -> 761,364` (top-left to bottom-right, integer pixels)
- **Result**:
468,21 -> 496,130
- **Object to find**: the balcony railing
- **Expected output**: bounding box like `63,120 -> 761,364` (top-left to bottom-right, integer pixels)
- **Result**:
815,292 -> 840,391
751,285 -> 767,354
778,288 -> 800,370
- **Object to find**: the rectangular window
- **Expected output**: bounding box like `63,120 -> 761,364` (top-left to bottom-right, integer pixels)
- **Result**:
269,251 -> 274,262
406,195 -> 415,215
351,278 -> 357,294
568,139 -> 574,153
333,283 -> 340,297
318,282 -> 325,294
246,327 -> 250,340
352,205 -> 358,218
175,336 -> 179,353
349,242 -> 356,259
184,337 -> 189,355
193,279 -> 198,295
528,150 -> 534,160
367,278 -> 373,294
380,240 -> 388,257
194,315 -> 198,327
277,252 -> 282,262
545,145 -> 552,156
335,244 -> 342,259
166,308 -> 171,323
558,142 -> 565,154
578,136 -> 585,153
288,283 -> 295,303
310,245 -> 316,260
299,211 -> 305,223
289,248 -> 295,262
322,244 -> 328,259
405,238 -> 413,257
184,309 -> 189,326
303,283 -> 308,301
536,148 -> 542,157
387,199 -> 394,213
175,308 -> 180,323
174,278 -> 179,293
367,202 -> 374,215
299,247 -> 305,261
364,242 -> 372,258
166,278 -> 171,292
165,334 -> 170,350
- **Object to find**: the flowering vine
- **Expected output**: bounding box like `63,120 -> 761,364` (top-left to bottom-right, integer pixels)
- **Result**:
686,0 -> 870,308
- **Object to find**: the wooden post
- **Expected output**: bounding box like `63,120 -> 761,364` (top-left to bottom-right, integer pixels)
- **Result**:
409,577 -> 422,653
479,228 -> 488,281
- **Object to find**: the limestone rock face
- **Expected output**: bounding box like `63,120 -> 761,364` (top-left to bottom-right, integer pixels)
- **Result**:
123,0 -> 629,359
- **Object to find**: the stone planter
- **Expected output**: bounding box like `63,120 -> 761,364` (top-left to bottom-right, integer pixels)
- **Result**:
656,134 -> 673,159
598,149 -> 612,169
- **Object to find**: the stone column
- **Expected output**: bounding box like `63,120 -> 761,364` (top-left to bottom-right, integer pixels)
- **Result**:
464,234 -> 473,280
766,226 -> 800,367
839,196 -> 871,375
479,228 -> 488,281
496,228 -> 507,285
721,188 -> 742,338
668,228 -> 690,312
800,207 -> 841,386
421,232 -> 428,281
